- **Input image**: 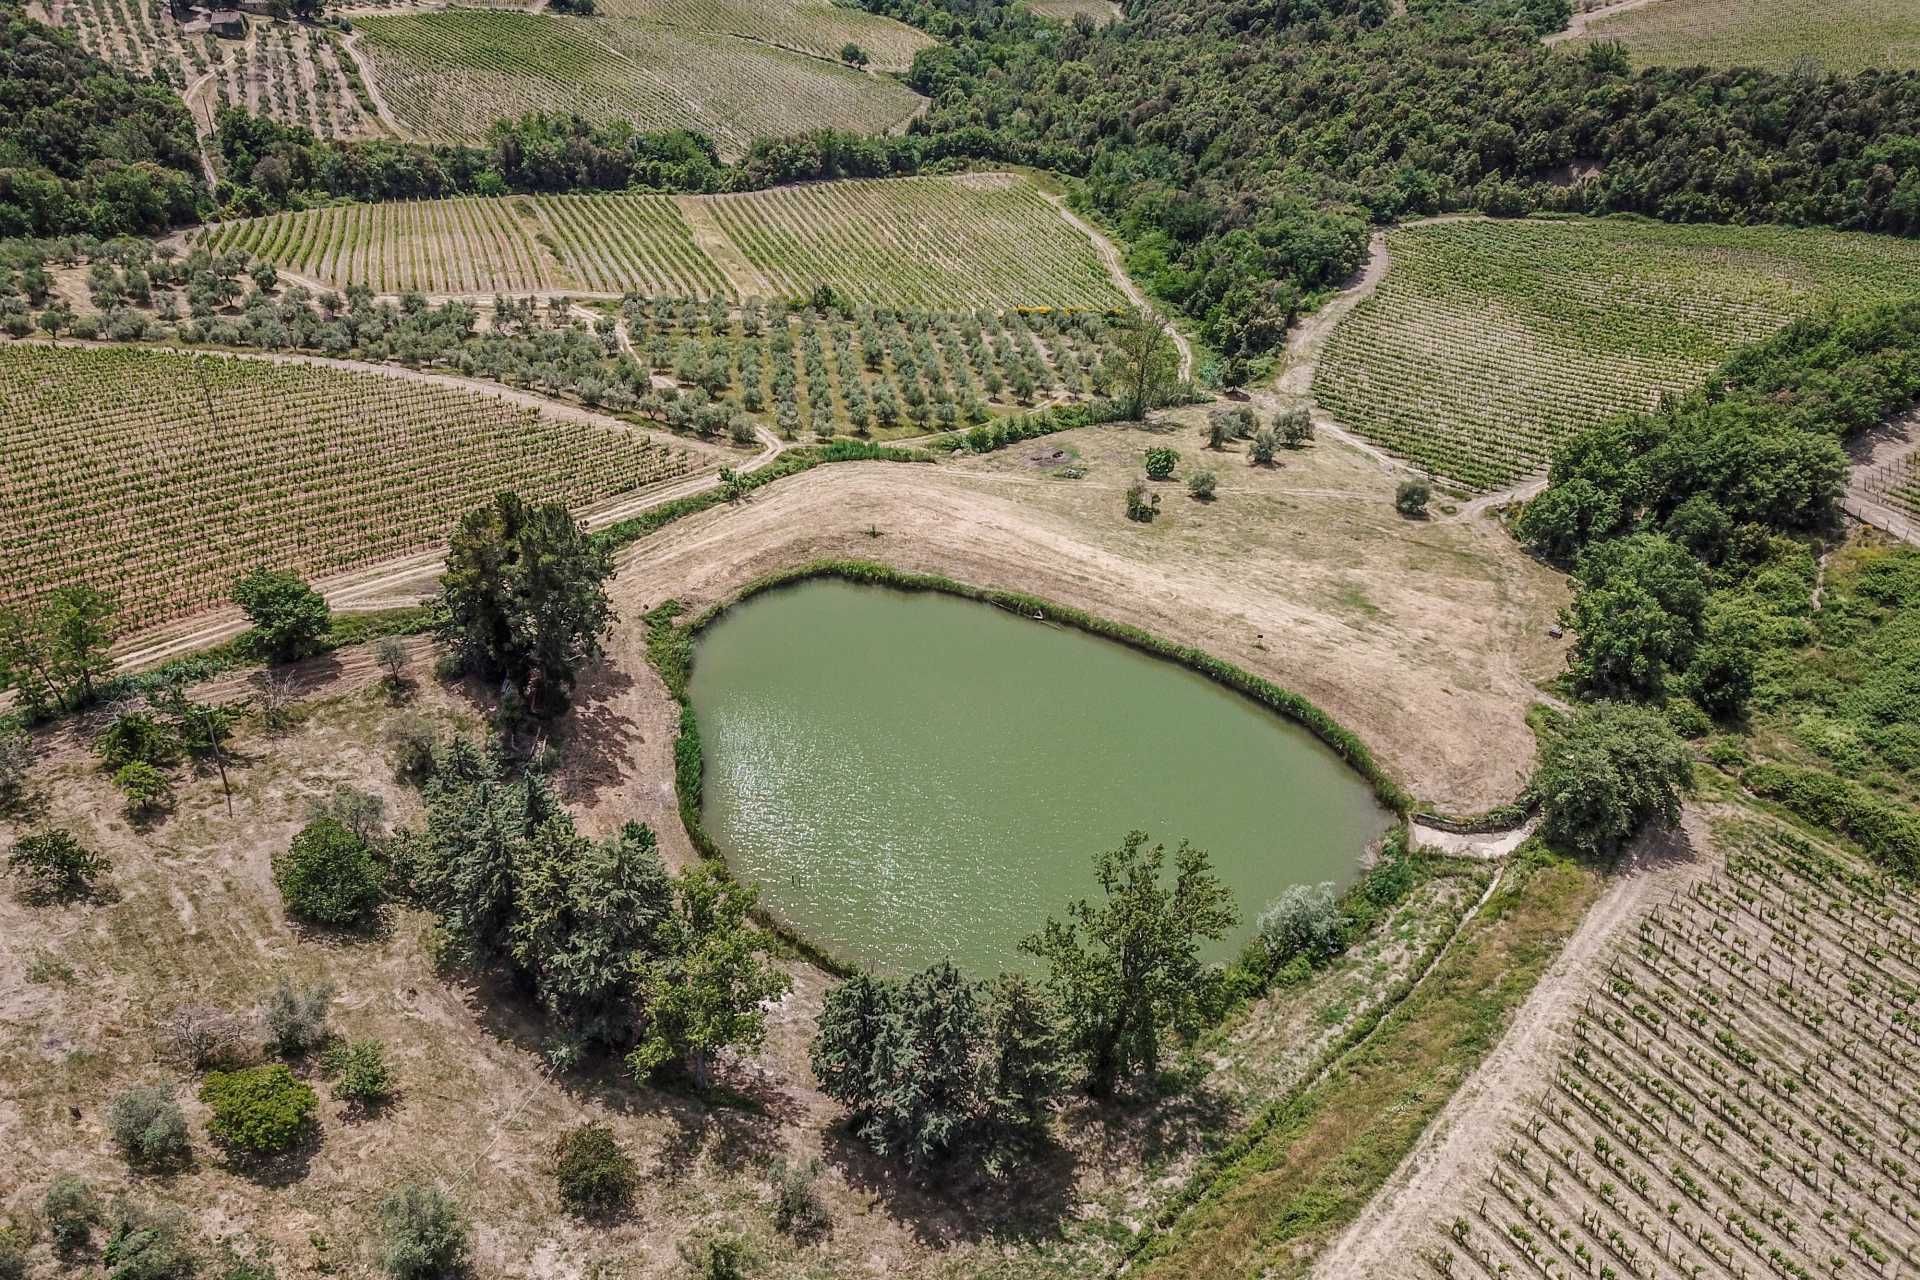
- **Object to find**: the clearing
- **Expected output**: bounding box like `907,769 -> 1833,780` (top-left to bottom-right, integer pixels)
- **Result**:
0,343 -> 709,635
351,10 -> 924,157
198,173 -> 1132,309
1313,217 -> 1920,489
1559,0 -> 1920,72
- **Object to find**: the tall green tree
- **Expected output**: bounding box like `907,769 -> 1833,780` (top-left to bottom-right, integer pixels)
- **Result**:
231,568 -> 331,663
439,493 -> 613,719
0,586 -> 115,717
627,864 -> 789,1089
1022,832 -> 1236,1097
1106,307 -> 1180,420
1535,702 -> 1694,858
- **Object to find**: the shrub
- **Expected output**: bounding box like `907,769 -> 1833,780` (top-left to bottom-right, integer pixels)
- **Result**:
307,786 -> 386,845
1395,478 -> 1431,517
44,1175 -> 100,1252
1186,469 -> 1217,501
1278,407 -> 1314,447
551,1123 -> 636,1217
108,1086 -> 191,1170
232,568 -> 331,664
263,977 -> 334,1057
374,637 -> 410,688
0,716 -> 33,805
1143,447 -> 1179,480
1248,428 -> 1278,465
378,1184 -> 471,1280
7,829 -> 108,901
1536,702 -> 1693,858
274,819 -> 383,930
1255,881 -> 1344,969
769,1157 -> 830,1239
114,762 -> 174,818
389,716 -> 438,782
680,1232 -> 754,1280
200,1064 -> 319,1158
160,1002 -> 253,1070
96,710 -> 181,770
1124,481 -> 1160,523
102,1202 -> 196,1280
320,1039 -> 394,1109
0,1228 -> 24,1280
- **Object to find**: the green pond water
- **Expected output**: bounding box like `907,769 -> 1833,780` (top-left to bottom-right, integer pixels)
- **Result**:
689,580 -> 1393,975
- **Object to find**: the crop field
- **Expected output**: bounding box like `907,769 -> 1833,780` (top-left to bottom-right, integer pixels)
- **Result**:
0,345 -> 696,632
702,174 -> 1128,310
202,194 -> 732,297
1314,219 -> 1920,489
42,0 -> 376,137
352,11 -> 924,157
1565,0 -> 1920,73
1422,817 -> 1920,1280
588,0 -> 935,71
1025,0 -> 1124,22
625,294 -> 1125,438
199,174 -> 1125,309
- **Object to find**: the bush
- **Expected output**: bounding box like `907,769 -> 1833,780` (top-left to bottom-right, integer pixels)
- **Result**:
1248,428 -> 1278,465
0,716 -> 28,807
102,1202 -> 196,1280
375,637 -> 410,688
200,1064 -> 318,1158
274,818 -> 383,929
680,1232 -> 754,1280
1395,478 -> 1431,517
378,1184 -> 471,1280
1143,447 -> 1179,480
263,977 -> 334,1057
7,829 -> 108,901
0,1228 -> 24,1280
769,1157 -> 830,1240
44,1175 -> 100,1252
551,1123 -> 636,1217
1124,480 -> 1160,523
320,1038 -> 393,1109
160,1002 -> 253,1070
108,1086 -> 191,1170
1186,469 -> 1218,501
1255,881 -> 1344,969
1536,702 -> 1693,858
114,762 -> 174,819
96,710 -> 181,770
1277,407 -> 1314,447
232,568 -> 332,664
389,716 -> 438,782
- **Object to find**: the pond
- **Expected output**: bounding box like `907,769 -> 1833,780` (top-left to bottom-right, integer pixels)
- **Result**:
688,579 -> 1394,975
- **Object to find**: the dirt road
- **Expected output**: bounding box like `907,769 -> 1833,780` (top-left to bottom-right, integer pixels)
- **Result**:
1042,191 -> 1197,381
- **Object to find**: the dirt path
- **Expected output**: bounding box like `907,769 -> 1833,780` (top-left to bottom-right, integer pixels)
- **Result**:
672,196 -> 769,299
182,70 -> 222,187
1311,808 -> 1710,1278
1040,191 -> 1196,382
1843,410 -> 1920,546
337,30 -> 409,138
1544,0 -> 1668,42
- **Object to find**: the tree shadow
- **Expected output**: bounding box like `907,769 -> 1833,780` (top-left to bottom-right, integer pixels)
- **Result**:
547,660 -> 643,811
818,1125 -> 1079,1249
218,1125 -> 323,1188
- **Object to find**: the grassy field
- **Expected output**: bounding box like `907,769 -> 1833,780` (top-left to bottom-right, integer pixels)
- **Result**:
1314,218 -> 1920,489
44,0 -> 376,137
200,174 -> 1129,309
353,10 -> 924,157
1566,0 -> 1920,72
589,0 -> 935,70
0,344 -> 697,632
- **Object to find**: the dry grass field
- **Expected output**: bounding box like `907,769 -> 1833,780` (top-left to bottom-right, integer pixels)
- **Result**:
1564,0 -> 1920,72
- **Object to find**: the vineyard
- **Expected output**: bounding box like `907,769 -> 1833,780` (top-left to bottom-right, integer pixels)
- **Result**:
42,0 -> 376,138
198,174 -> 1126,310
1857,452 -> 1920,526
1314,219 -> 1920,489
352,11 -> 924,157
0,345 -> 696,632
1563,0 -> 1920,72
1025,0 -> 1123,22
587,0 -> 934,71
701,175 -> 1128,310
1423,815 -> 1920,1280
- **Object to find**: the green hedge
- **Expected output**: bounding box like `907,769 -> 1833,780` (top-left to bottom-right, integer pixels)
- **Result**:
1742,763 -> 1920,878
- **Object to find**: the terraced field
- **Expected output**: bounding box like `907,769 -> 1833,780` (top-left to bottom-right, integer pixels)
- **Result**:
1315,218 -> 1920,489
0,345 -> 697,632
42,0 -> 377,137
352,11 -> 924,157
199,174 -> 1126,309
589,0 -> 934,70
1418,816 -> 1920,1280
1564,0 -> 1920,72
